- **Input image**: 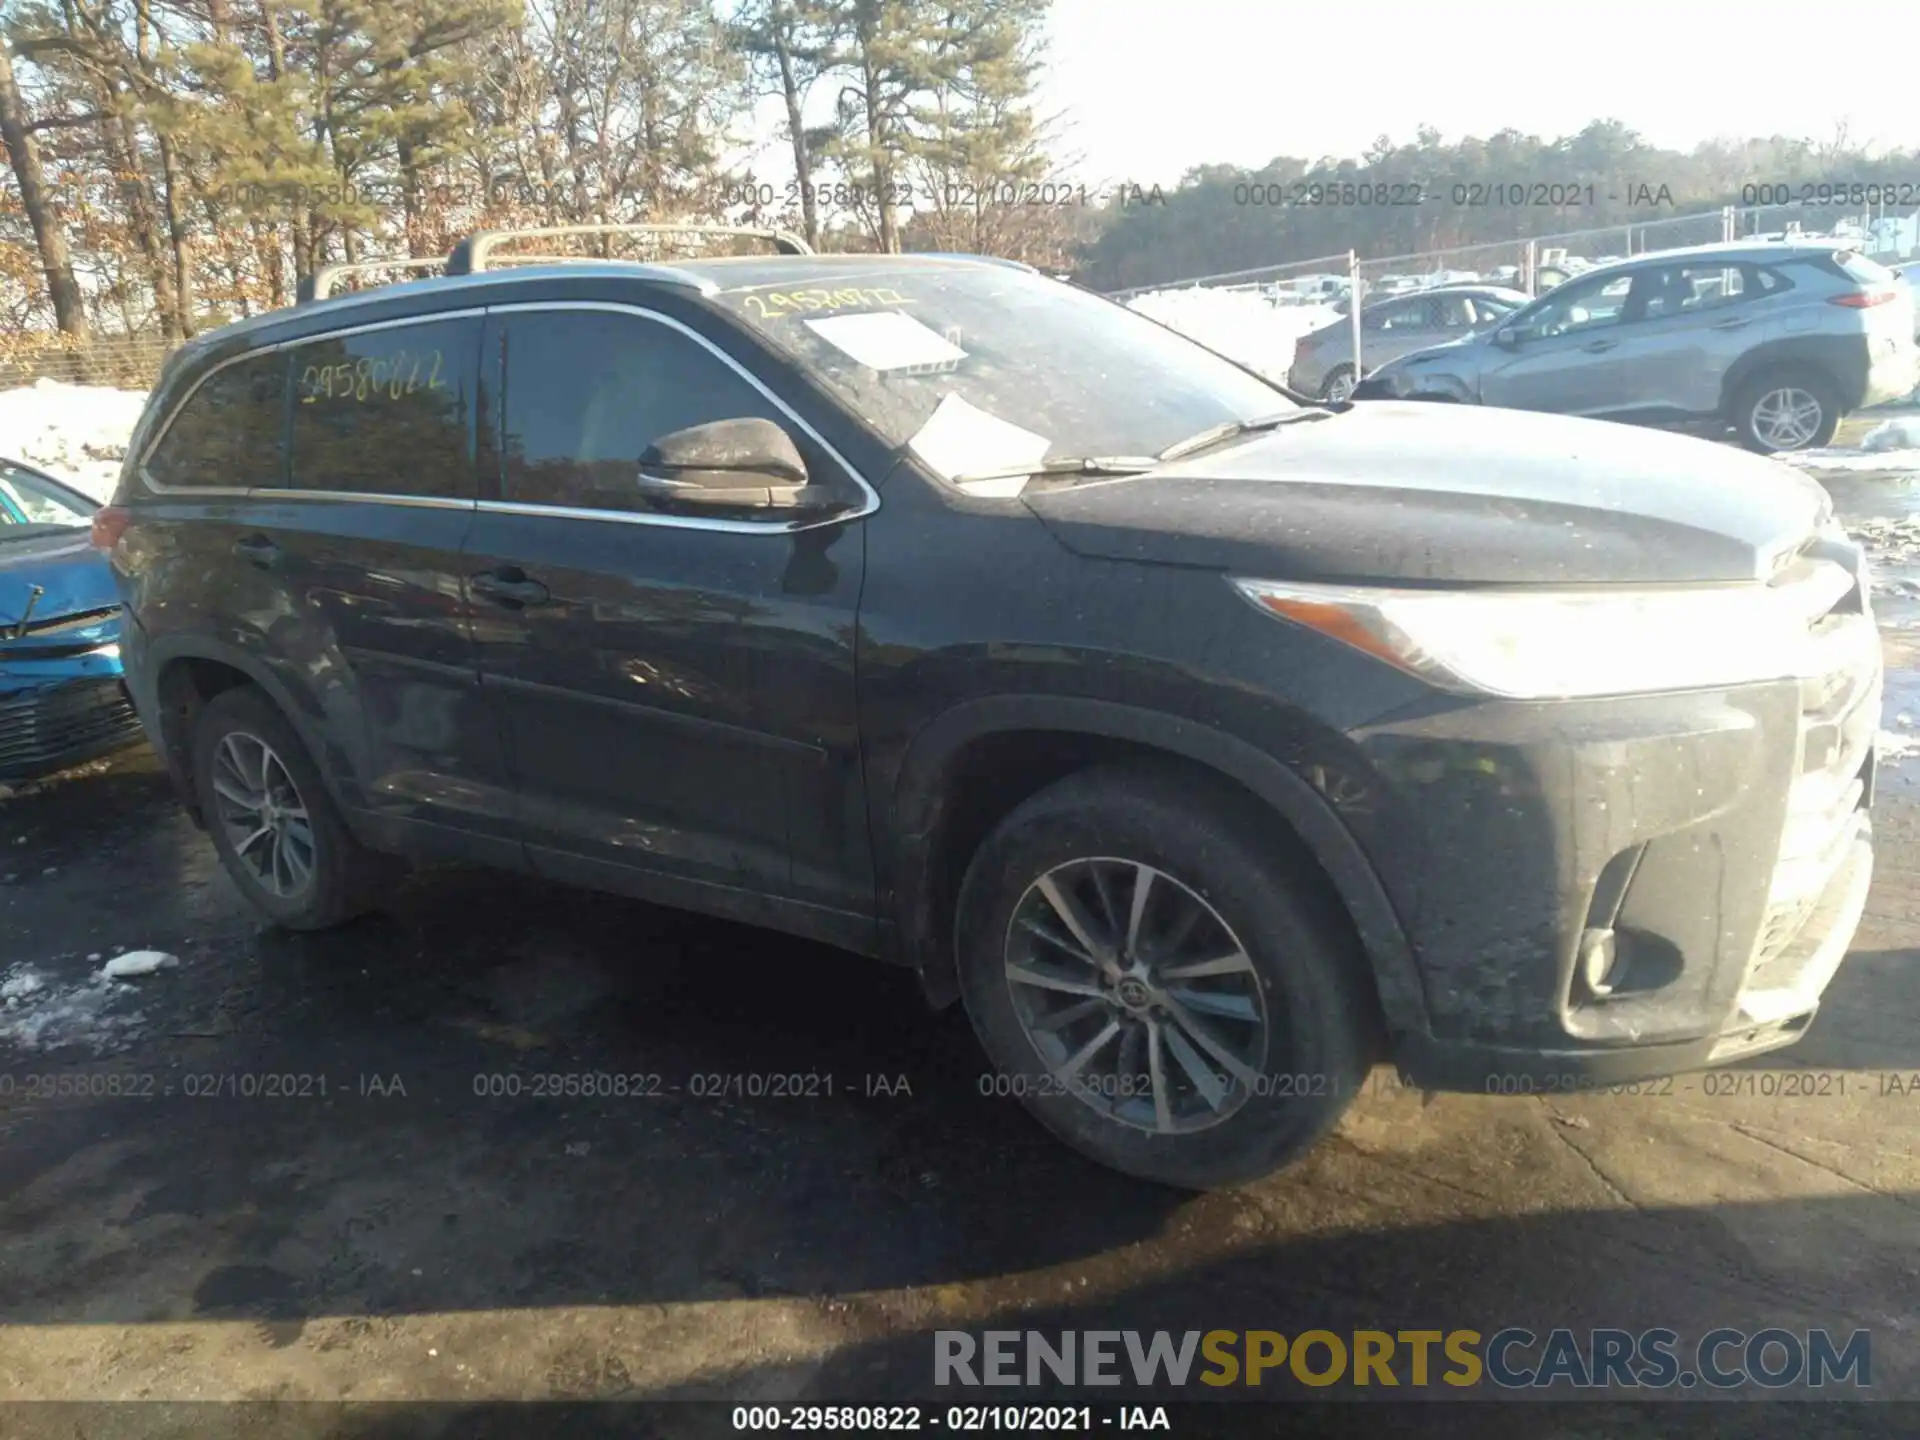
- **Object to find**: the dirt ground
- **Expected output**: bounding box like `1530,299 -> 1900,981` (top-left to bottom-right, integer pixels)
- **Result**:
3,456 -> 1919,1437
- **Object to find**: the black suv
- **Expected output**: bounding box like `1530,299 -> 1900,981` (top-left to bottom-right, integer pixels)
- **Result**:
103,227 -> 1881,1188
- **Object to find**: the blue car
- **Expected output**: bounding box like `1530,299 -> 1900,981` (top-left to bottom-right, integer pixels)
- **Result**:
0,457 -> 143,782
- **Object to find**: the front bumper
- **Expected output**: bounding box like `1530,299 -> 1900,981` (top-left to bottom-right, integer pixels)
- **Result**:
1287,354 -> 1329,396
1356,548 -> 1880,1090
0,671 -> 144,781
1863,337 -> 1920,409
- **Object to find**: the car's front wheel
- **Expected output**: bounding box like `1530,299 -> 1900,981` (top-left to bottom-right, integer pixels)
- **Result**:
1734,369 -> 1840,453
1319,365 -> 1357,403
191,686 -> 384,930
954,764 -> 1378,1189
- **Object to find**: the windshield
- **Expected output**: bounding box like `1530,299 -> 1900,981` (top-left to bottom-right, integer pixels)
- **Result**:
0,463 -> 95,530
700,261 -> 1295,481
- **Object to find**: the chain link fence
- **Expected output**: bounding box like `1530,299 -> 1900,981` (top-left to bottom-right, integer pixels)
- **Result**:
4,199 -> 1913,398
1118,202 -> 1916,311
1107,251 -> 1357,305
1733,201 -> 1919,262
0,335 -> 178,392
1112,252 -> 1359,387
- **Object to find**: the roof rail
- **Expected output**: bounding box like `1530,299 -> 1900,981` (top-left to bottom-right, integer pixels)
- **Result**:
300,256 -> 447,304
446,223 -> 813,276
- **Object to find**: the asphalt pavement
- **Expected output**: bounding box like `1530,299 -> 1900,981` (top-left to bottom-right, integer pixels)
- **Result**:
2,450 -> 1918,1438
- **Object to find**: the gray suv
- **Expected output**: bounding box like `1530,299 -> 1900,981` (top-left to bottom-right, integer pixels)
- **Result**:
1358,243 -> 1919,453
1287,284 -> 1528,401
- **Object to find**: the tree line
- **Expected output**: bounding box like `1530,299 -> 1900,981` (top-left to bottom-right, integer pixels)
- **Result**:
3,2 -> 1915,350
1077,121 -> 1920,292
0,0 -> 1057,345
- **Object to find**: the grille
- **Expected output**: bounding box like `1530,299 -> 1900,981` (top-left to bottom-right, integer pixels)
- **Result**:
0,676 -> 143,778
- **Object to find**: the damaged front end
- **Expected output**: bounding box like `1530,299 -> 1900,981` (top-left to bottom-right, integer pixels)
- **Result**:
1,543 -> 143,784
0,607 -> 142,783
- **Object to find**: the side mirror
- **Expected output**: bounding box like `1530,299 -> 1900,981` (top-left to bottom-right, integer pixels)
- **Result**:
1494,326 -> 1524,348
637,417 -> 832,512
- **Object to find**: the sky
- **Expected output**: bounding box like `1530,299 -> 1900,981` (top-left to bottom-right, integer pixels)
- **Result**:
735,0 -> 1915,190
1036,0 -> 1920,187
1028,0 -> 1917,187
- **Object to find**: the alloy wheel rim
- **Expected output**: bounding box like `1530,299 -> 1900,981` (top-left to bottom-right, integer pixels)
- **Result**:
1324,370 -> 1356,403
1003,857 -> 1270,1134
210,731 -> 316,899
1752,387 -> 1823,449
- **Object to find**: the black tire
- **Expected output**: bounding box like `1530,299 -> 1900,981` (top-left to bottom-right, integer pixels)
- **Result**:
1732,368 -> 1840,453
954,764 -> 1379,1189
191,685 -> 385,930
1319,364 -> 1356,403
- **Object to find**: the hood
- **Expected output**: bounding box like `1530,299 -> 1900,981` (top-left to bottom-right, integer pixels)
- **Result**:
1022,403 -> 1829,585
0,528 -> 121,642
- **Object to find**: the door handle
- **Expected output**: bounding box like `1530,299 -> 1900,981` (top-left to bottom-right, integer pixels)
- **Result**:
1581,339 -> 1618,352
1710,317 -> 1751,330
233,534 -> 282,569
469,569 -> 550,608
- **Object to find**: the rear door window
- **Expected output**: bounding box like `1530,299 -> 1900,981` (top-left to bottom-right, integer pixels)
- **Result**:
145,352 -> 288,489
1468,294 -> 1520,325
1431,294 -> 1477,329
1365,299 -> 1421,332
287,316 -> 480,498
1640,263 -> 1757,319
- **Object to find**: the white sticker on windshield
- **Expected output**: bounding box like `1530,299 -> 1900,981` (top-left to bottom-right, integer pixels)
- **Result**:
803,311 -> 968,372
908,393 -> 1051,496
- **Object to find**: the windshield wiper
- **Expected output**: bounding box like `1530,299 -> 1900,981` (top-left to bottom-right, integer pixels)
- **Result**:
9,584 -> 46,640
1156,409 -> 1329,463
948,455 -> 1161,486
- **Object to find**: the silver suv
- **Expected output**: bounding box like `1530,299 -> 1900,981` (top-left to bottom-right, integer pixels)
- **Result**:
1359,242 -> 1919,452
1287,284 -> 1529,402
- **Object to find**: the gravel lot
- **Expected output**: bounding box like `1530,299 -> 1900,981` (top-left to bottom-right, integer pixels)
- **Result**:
3,439 -> 1918,1437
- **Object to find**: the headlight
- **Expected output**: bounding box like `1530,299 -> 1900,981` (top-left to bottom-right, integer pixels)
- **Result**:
1233,576 -> 1823,700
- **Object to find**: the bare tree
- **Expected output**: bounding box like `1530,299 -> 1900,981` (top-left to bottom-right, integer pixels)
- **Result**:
0,32 -> 88,335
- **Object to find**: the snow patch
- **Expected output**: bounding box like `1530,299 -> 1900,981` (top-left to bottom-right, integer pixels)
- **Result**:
1879,730 -> 1920,764
0,963 -> 148,1054
1863,416 -> 1920,452
101,949 -> 178,979
1125,288 -> 1341,384
1783,447 -> 1920,474
0,379 -> 150,502
1779,415 -> 1920,475
1,970 -> 45,1000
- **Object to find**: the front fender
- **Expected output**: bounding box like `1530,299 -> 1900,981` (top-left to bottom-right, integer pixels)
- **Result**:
890,693 -> 1429,1037
1394,369 -> 1475,402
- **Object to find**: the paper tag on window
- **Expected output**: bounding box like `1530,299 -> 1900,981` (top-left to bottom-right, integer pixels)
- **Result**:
908,393 -> 1051,495
804,311 -> 968,371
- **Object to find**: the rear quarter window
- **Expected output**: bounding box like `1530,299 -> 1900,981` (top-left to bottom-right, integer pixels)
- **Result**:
144,352 -> 288,489
287,316 -> 480,498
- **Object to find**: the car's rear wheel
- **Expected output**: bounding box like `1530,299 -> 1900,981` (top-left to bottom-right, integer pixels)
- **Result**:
1734,370 -> 1840,453
191,686 -> 384,930
954,764 -> 1377,1189
1320,365 -> 1357,403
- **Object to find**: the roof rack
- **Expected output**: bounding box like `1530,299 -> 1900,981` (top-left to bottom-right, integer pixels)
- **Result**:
300,256 -> 447,304
297,223 -> 812,306
446,223 -> 813,275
